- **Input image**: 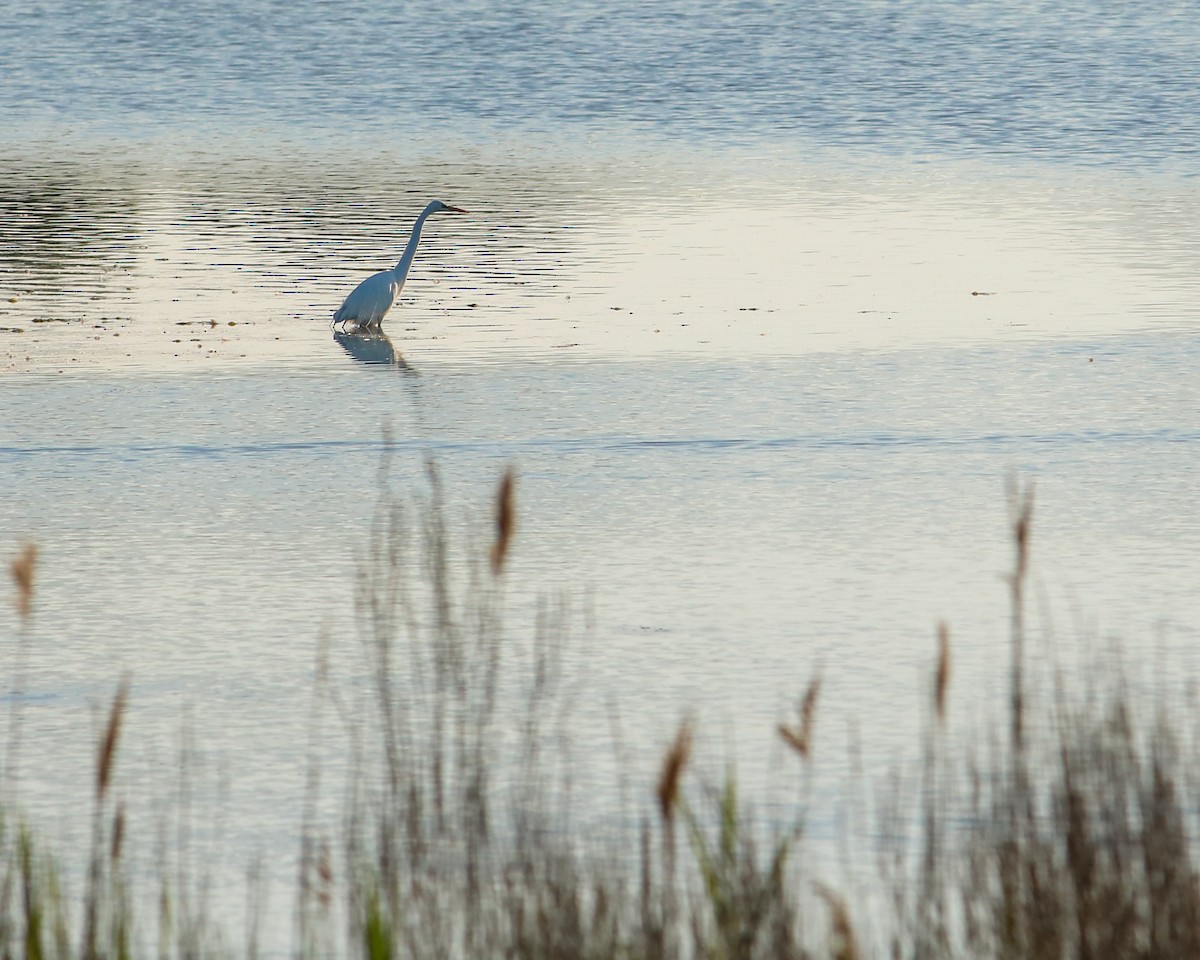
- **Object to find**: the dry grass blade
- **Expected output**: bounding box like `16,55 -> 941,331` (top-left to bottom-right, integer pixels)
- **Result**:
815,883 -> 860,960
9,541 -> 37,620
1005,475 -> 1035,758
779,675 -> 821,759
656,718 -> 693,822
14,463 -> 1200,960
489,466 -> 517,576
97,675 -> 131,800
110,804 -> 125,863
935,622 -> 951,723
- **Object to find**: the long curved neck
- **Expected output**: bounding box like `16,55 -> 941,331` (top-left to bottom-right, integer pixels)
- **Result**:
393,203 -> 440,279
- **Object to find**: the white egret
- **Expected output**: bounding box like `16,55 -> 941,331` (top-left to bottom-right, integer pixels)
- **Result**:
332,199 -> 468,331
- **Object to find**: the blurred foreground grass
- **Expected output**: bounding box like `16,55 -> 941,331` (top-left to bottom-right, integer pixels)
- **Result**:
4,469 -> 1200,959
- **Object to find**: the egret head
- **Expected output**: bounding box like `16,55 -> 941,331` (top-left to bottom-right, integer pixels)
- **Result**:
430,199 -> 469,215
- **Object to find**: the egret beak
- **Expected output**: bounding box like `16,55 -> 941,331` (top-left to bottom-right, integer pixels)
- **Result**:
445,205 -> 469,214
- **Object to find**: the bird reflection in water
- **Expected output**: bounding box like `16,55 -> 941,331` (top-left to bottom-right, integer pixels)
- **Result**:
333,328 -> 413,370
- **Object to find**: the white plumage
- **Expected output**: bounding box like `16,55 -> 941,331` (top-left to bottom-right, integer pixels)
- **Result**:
333,199 -> 468,332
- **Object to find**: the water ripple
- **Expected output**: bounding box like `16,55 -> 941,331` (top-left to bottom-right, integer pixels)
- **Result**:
3,1 -> 1199,170
1,426 -> 1196,465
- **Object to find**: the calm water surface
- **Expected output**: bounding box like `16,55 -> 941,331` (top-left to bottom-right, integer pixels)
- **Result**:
2,0 -> 1200,946
5,0 -> 1200,168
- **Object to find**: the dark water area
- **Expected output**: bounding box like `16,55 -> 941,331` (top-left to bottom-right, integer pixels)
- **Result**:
4,0 -> 1200,171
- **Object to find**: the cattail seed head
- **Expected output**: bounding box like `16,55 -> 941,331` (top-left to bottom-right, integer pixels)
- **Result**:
489,466 -> 517,576
10,542 -> 37,620
935,622 -> 951,722
97,675 -> 130,800
656,718 -> 693,822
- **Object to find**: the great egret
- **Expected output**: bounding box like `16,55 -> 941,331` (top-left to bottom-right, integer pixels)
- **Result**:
332,199 -> 468,331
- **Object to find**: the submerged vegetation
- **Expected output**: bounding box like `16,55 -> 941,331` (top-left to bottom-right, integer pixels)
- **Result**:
4,468 -> 1200,959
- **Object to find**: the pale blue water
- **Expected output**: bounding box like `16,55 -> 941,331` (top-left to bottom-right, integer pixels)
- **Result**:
2,0 -> 1200,950
4,0 -> 1200,169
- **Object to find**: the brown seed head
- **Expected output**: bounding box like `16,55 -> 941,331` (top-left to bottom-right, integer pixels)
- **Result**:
779,675 -> 821,759
317,839 -> 334,909
489,466 -> 517,576
10,542 -> 37,620
97,675 -> 130,799
656,718 -> 693,822
935,622 -> 951,722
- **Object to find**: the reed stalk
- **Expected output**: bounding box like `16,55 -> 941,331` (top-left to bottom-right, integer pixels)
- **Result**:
0,472 -> 1198,959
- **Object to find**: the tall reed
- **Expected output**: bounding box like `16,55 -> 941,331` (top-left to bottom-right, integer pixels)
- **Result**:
4,472 -> 1200,959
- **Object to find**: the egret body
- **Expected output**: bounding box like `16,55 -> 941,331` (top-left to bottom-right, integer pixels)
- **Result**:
332,199 -> 467,331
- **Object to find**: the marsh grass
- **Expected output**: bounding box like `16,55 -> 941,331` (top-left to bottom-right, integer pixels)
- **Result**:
4,470 -> 1200,959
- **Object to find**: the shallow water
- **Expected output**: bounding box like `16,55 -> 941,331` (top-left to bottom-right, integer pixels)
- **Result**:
2,0 -> 1200,949
4,152 -> 1197,370
5,332 -> 1200,936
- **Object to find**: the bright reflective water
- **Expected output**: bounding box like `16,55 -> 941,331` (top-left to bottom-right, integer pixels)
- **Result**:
2,0 -> 1200,948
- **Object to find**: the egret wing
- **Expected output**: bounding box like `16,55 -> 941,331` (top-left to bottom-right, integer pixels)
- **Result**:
333,270 -> 400,324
